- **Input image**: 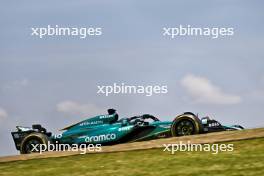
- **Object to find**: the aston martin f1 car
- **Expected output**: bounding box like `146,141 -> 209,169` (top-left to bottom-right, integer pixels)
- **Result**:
11,109 -> 244,154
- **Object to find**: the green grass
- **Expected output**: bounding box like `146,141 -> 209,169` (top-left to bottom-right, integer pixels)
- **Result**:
0,138 -> 264,176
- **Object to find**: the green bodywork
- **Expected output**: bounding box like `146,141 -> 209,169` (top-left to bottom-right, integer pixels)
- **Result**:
53,114 -> 172,145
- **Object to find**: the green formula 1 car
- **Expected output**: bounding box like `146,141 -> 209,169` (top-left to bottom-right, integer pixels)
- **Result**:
11,109 -> 244,154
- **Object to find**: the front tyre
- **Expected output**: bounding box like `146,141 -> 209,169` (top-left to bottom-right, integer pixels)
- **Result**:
20,132 -> 49,154
175,119 -> 195,135
171,114 -> 202,136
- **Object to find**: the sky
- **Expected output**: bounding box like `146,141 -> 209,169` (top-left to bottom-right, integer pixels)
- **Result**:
0,0 -> 264,156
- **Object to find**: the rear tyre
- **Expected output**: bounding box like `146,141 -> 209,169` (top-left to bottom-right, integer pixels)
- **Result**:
171,114 -> 202,136
20,132 -> 49,154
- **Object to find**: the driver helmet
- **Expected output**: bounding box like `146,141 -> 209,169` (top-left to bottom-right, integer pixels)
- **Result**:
107,108 -> 119,123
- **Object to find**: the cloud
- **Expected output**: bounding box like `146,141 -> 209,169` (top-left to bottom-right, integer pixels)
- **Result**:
181,74 -> 241,104
2,79 -> 29,91
0,108 -> 8,119
56,101 -> 105,117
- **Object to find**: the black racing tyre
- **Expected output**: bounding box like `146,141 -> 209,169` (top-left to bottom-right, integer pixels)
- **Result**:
171,114 -> 202,136
20,132 -> 49,154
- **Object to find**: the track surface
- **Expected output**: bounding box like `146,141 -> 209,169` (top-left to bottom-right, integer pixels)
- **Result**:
1,128 -> 263,163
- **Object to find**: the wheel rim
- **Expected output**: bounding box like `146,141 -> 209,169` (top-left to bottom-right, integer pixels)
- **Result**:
176,120 -> 194,136
24,138 -> 42,153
